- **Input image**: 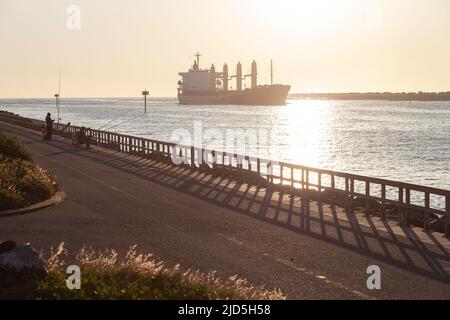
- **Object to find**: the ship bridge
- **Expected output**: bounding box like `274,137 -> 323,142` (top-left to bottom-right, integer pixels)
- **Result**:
178,52 -> 222,94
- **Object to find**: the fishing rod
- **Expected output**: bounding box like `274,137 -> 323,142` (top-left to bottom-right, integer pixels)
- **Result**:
83,116 -> 132,136
103,119 -> 130,132
96,117 -> 121,131
61,122 -> 71,133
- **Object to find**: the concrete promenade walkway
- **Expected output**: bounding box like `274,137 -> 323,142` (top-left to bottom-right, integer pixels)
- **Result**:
1,120 -> 449,299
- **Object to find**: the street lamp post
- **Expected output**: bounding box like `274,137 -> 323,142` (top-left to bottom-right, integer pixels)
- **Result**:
55,69 -> 61,124
142,89 -> 149,113
54,93 -> 60,124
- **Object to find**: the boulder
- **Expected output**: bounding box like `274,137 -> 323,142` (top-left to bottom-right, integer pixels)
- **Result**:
386,204 -> 399,216
0,241 -> 16,254
404,209 -> 430,229
320,189 -> 351,207
352,196 -> 382,212
209,164 -> 269,187
429,216 -> 445,233
0,243 -> 46,274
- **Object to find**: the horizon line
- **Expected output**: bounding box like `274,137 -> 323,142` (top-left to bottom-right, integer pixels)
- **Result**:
2,90 -> 450,100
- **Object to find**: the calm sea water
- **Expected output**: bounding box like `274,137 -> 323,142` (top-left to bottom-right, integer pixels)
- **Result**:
1,98 -> 449,193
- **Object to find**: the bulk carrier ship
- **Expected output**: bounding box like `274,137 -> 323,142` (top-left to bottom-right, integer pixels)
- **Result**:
177,53 -> 291,106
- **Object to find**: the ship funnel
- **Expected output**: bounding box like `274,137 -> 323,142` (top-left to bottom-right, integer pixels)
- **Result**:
210,64 -> 216,92
236,62 -> 242,91
223,63 -> 229,92
251,60 -> 257,89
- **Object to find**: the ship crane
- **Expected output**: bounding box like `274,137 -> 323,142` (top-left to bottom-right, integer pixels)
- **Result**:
231,60 -> 258,90
221,63 -> 231,92
229,62 -> 245,91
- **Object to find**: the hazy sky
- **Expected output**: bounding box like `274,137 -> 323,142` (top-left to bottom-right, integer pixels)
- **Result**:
1,0 -> 450,98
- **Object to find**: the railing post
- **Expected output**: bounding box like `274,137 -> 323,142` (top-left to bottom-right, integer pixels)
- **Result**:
200,148 -> 205,166
301,169 -> 305,191
424,192 -> 430,231
290,167 -> 294,189
212,150 -> 216,168
268,162 -> 273,184
365,181 -> 370,214
345,177 -> 349,210
381,184 -> 386,219
331,174 -> 335,206
349,178 -> 354,210
318,172 -> 322,201
405,189 -> 411,225
237,155 -> 242,170
190,146 -> 195,168
398,187 -> 404,224
446,195 -> 450,237
305,169 -> 310,196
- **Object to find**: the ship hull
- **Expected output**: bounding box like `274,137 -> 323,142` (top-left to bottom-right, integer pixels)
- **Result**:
178,85 -> 291,106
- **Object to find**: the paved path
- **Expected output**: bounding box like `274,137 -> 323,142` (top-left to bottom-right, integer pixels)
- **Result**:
1,121 -> 449,299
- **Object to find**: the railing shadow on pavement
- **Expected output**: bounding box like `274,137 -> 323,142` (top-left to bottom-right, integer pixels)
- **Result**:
2,120 -> 450,285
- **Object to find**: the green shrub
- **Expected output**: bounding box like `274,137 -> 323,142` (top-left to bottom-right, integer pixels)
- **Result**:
0,130 -> 32,161
0,189 -> 27,211
0,158 -> 57,210
0,132 -> 57,210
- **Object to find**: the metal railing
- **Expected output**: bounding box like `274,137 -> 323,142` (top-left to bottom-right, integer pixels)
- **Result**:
1,112 -> 449,235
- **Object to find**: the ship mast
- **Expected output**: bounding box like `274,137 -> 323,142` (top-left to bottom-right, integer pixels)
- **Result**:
195,52 -> 201,69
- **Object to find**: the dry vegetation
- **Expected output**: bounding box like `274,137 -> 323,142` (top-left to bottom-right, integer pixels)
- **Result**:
0,244 -> 285,300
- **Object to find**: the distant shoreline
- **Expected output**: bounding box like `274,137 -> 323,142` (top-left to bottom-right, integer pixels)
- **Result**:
289,92 -> 450,101
2,92 -> 450,102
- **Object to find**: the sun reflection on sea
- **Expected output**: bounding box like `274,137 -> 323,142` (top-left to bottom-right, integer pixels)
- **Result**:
276,99 -> 334,168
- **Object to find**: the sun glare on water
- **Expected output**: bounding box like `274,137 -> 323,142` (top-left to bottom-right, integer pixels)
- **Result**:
281,100 -> 331,167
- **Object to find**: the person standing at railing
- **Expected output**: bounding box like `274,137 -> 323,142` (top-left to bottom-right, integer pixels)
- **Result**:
45,113 -> 54,140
